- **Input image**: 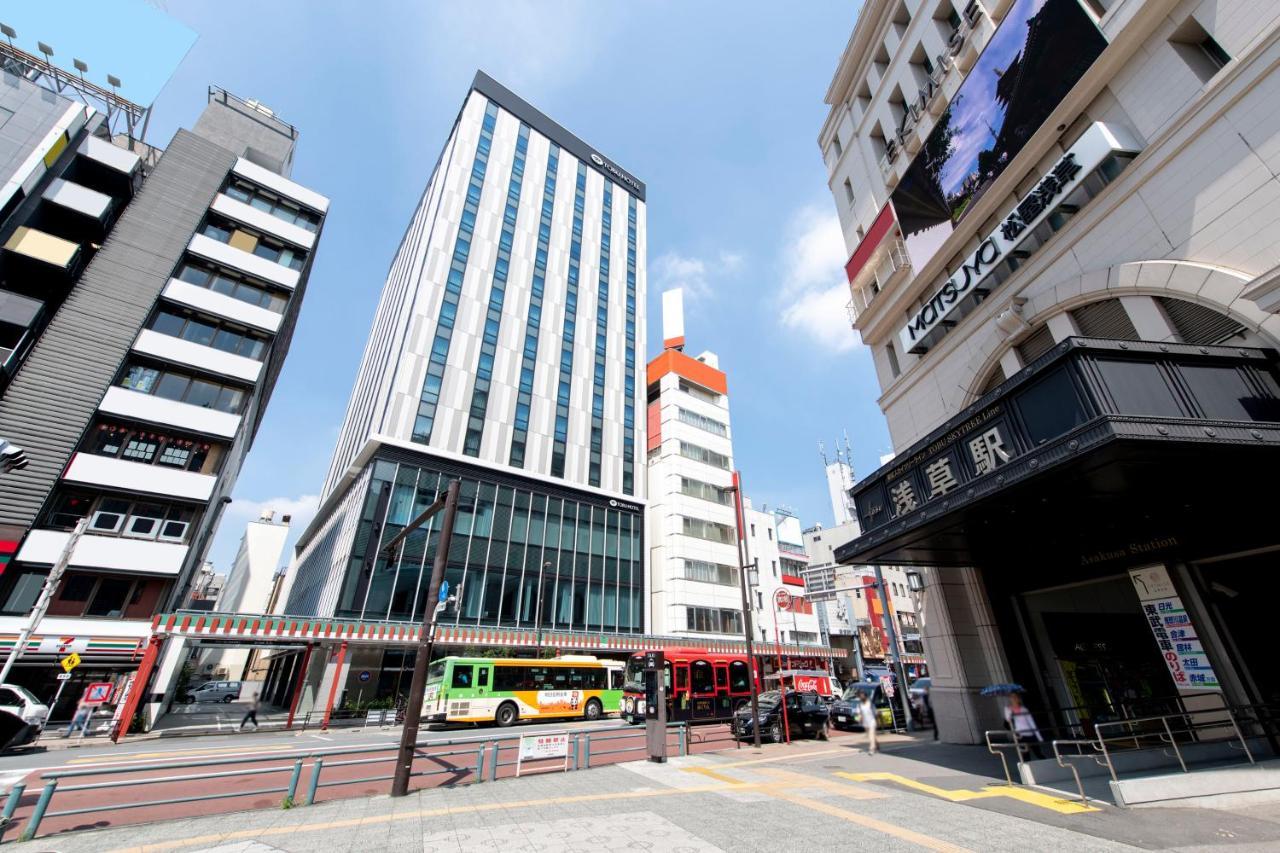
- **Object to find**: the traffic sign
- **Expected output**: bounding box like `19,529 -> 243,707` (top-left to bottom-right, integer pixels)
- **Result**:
773,588 -> 792,612
60,652 -> 81,673
438,580 -> 450,603
56,672 -> 72,681
83,682 -> 114,704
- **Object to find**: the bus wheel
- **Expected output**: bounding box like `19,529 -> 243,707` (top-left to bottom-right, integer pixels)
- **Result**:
583,699 -> 602,721
496,702 -> 519,728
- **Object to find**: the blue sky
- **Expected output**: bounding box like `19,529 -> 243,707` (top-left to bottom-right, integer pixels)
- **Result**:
122,0 -> 891,574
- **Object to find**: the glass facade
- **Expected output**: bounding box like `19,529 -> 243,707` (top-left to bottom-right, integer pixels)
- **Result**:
588,180 -> 613,487
551,163 -> 588,478
335,454 -> 644,633
509,144 -> 560,468
413,100 -> 498,444
622,196 -> 638,494
464,123 -> 530,456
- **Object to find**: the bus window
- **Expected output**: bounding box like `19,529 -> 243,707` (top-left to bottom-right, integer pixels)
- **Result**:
610,668 -> 623,690
729,661 -> 750,693
674,665 -> 688,692
690,661 -> 714,695
428,660 -> 447,683
714,664 -> 728,692
451,665 -> 473,688
477,667 -> 489,688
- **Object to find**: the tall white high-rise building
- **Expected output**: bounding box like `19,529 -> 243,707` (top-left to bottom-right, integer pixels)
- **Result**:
287,73 -> 647,640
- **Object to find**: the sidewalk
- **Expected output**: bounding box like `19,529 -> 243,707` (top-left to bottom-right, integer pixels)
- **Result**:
12,735 -> 1280,852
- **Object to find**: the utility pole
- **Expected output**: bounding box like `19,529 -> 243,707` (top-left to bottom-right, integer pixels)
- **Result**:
535,561 -> 551,655
390,479 -> 461,798
873,565 -> 915,731
730,471 -> 761,748
0,518 -> 86,684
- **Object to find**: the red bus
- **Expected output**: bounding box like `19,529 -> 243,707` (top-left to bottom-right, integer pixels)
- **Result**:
620,647 -> 758,724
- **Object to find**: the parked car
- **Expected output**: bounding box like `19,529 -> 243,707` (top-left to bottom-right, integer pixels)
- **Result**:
829,682 -> 902,732
732,689 -> 829,743
184,680 -> 242,704
0,683 -> 49,750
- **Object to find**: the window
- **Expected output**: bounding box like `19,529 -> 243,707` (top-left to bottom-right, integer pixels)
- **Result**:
679,477 -> 733,506
678,379 -> 720,405
677,408 -> 727,436
1169,17 -> 1231,83
85,577 -> 133,618
61,575 -> 96,602
681,516 -> 734,544
121,437 -> 158,463
89,498 -> 131,533
750,523 -> 756,537
451,665 -> 473,688
680,559 -> 738,586
756,590 -> 763,608
844,178 -> 855,207
1,571 -> 44,615
729,661 -> 750,693
689,660 -> 715,694
201,216 -> 306,270
831,133 -> 843,159
118,363 -> 249,414
150,308 -> 270,361
678,441 -> 730,470
767,529 -> 773,541
85,423 -> 214,473
223,178 -> 322,232
886,341 -> 901,379
685,606 -> 742,635
175,260 -> 288,313
51,493 -> 195,543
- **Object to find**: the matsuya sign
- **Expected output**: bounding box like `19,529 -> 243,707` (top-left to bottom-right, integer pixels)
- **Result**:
898,123 -> 1139,355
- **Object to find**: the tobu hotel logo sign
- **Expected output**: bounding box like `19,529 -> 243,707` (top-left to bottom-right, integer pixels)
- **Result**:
898,123 -> 1137,355
589,151 -> 643,193
608,498 -> 642,513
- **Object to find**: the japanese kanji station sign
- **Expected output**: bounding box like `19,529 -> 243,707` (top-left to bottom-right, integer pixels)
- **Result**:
898,122 -> 1141,355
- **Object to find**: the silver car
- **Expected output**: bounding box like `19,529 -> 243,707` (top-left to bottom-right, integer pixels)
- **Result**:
187,680 -> 241,704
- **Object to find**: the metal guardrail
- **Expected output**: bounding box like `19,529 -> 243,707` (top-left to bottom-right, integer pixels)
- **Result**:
1,722 -> 688,842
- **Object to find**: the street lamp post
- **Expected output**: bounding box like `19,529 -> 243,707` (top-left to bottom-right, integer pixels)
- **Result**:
0,518 -> 87,684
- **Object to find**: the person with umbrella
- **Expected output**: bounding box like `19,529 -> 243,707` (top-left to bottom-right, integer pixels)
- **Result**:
983,684 -> 1044,760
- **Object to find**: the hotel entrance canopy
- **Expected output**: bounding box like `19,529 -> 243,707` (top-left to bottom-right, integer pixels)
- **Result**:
835,338 -> 1280,572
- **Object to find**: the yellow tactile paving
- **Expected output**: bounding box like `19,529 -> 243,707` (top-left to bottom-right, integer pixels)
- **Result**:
834,771 -> 1100,814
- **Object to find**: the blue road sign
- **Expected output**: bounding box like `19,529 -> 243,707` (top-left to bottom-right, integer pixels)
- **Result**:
438,580 -> 450,602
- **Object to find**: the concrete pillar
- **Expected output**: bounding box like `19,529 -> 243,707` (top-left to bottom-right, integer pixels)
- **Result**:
1045,311 -> 1079,342
919,566 -> 1010,744
998,348 -> 1023,382
141,636 -> 189,729
1119,295 -> 1179,342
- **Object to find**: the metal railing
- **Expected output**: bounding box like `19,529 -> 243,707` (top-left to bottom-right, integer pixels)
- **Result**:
1,722 -> 688,843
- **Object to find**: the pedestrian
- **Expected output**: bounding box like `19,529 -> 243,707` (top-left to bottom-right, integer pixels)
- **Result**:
857,690 -> 878,754
922,684 -> 939,741
239,692 -> 260,731
63,701 -> 90,738
1004,692 -> 1044,760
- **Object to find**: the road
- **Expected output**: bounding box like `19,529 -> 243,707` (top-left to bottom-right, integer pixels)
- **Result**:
8,733 -> 1280,852
0,715 -> 747,840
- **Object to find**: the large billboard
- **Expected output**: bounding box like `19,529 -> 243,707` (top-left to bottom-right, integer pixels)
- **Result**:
892,0 -> 1106,271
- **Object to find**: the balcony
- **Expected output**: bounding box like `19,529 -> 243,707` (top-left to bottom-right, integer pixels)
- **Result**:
187,233 -> 300,290
161,278 -> 283,334
211,193 -> 316,251
3,226 -> 79,272
98,386 -> 241,439
847,240 -> 911,326
132,329 -> 263,384
63,453 -> 215,502
17,529 -> 188,575
232,157 -> 330,216
42,178 -> 112,224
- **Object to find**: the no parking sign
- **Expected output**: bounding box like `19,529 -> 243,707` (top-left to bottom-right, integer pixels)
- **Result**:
83,682 -> 114,705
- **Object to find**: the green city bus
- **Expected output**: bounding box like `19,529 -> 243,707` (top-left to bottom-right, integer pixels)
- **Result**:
423,655 -> 624,727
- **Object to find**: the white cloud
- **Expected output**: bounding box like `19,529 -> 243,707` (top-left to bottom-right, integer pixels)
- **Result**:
653,249 -> 744,301
776,204 -> 862,353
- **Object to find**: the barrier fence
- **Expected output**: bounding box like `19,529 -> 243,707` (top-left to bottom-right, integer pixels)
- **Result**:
0,722 -> 691,843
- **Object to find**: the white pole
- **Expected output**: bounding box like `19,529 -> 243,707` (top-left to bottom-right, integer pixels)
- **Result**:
0,519 -> 87,684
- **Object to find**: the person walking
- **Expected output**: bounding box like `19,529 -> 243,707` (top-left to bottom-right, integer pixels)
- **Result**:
1004,692 -> 1044,760
239,692 -> 261,731
858,690 -> 878,754
63,700 -> 91,738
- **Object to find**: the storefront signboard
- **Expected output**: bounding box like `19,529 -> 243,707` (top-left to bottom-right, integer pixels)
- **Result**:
1129,566 -> 1220,692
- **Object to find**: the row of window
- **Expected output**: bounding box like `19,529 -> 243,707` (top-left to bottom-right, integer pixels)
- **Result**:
551,162 -> 590,478
175,259 -> 289,314
150,308 -> 269,361
677,407 -> 727,436
679,476 -> 733,507
678,441 -> 730,470
509,143 -> 560,469
587,180 -> 614,487
679,379 -> 721,406
47,492 -> 196,544
684,605 -> 742,635
621,197 -> 638,495
464,123 -> 529,458
487,664 -> 610,692
120,363 -> 247,414
84,422 -> 216,474
201,218 -> 306,271
679,558 -> 738,587
681,515 -> 735,545
224,177 -> 322,233
413,101 -> 498,444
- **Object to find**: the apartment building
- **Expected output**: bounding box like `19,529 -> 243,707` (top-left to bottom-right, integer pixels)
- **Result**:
822,0 -> 1280,742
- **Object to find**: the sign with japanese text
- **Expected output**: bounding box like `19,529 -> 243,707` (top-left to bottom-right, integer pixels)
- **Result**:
518,732 -> 570,761
1129,566 -> 1220,692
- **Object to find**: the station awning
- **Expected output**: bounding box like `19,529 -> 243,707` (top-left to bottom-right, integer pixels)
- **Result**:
835,338 -> 1280,572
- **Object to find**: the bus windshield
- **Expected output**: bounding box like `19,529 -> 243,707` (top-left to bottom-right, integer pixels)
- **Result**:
427,661 -> 446,684
624,658 -> 645,691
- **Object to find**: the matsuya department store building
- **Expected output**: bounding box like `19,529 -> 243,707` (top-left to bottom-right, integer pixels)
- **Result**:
825,0 -> 1280,745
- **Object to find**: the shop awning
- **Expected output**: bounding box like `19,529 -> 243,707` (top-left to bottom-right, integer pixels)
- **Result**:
835,338 -> 1280,571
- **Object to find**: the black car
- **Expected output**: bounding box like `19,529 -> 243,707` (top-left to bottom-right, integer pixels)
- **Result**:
733,689 -> 829,743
